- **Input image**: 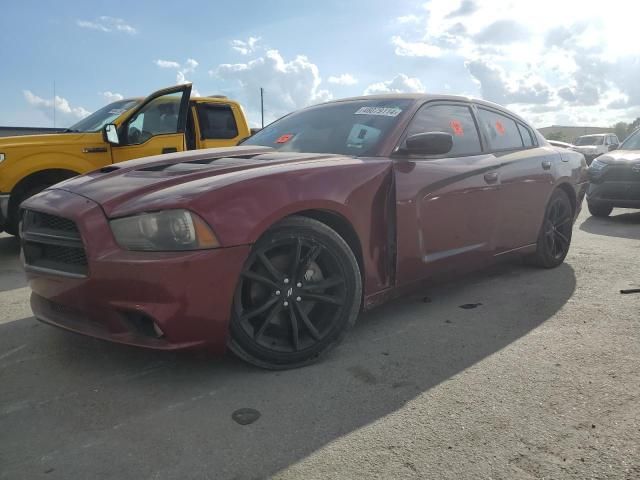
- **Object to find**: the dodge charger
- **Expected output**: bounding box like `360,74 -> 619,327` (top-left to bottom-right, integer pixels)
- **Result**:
21,94 -> 588,369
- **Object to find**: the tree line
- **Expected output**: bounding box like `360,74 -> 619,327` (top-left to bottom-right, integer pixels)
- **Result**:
613,118 -> 640,142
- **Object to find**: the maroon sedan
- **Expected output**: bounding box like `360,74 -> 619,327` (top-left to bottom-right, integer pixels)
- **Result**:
21,95 -> 587,369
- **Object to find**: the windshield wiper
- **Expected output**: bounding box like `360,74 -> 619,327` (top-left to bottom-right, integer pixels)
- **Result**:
62,128 -> 81,133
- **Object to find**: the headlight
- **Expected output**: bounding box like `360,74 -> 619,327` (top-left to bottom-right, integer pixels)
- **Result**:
110,209 -> 220,251
0,153 -> 5,164
589,159 -> 607,172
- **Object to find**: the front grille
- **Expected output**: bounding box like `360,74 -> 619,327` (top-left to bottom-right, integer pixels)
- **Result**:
22,210 -> 88,277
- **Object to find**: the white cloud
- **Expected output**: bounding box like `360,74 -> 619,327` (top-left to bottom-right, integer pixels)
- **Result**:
391,36 -> 442,58
76,16 -> 137,35
466,59 -> 551,105
76,20 -> 109,32
23,90 -> 90,126
231,36 -> 261,55
327,74 -> 358,86
155,59 -> 181,69
101,91 -> 124,103
364,74 -> 425,95
391,0 -> 640,125
214,49 -> 331,123
183,58 -> 198,73
396,14 -> 421,24
153,58 -> 200,95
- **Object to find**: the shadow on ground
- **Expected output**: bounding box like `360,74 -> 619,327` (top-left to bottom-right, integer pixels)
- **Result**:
0,261 -> 576,479
579,210 -> 640,240
0,235 -> 26,293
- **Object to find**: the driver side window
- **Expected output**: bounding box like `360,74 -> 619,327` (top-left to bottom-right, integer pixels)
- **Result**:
408,103 -> 482,156
125,92 -> 182,145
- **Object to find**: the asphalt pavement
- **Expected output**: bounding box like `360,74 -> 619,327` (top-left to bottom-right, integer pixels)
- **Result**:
1,208 -> 639,479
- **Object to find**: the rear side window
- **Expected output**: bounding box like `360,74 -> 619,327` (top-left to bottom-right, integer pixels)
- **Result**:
197,104 -> 238,139
407,103 -> 482,156
517,122 -> 534,147
478,108 -> 523,151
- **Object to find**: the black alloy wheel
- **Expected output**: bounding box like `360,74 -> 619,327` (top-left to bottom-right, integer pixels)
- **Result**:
529,189 -> 574,268
229,216 -> 362,369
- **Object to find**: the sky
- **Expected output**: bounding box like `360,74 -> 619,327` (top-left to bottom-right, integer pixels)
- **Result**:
1,0 -> 639,129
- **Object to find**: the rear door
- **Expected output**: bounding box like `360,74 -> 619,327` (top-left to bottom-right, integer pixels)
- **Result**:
194,101 -> 247,148
475,106 -> 556,251
111,84 -> 191,163
394,101 -> 504,285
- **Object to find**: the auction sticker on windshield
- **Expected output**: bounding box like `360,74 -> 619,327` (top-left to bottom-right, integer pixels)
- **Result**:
276,134 -> 294,144
354,106 -> 403,117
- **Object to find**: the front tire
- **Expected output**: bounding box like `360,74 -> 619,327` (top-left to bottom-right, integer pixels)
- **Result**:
228,216 -> 362,369
529,189 -> 574,269
587,202 -> 613,217
5,185 -> 48,236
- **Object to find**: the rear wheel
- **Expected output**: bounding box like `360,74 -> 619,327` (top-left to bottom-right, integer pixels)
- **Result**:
587,202 -> 613,217
529,189 -> 573,268
228,216 -> 362,369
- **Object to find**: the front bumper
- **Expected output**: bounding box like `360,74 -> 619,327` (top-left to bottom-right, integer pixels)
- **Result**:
22,188 -> 251,354
587,183 -> 640,208
0,193 -> 9,232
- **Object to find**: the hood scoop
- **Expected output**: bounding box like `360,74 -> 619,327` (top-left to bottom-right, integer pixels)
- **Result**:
134,151 -> 329,175
138,154 -> 259,173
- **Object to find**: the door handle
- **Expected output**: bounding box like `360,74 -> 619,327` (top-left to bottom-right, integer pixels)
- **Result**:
483,171 -> 499,184
162,147 -> 178,154
541,160 -> 552,170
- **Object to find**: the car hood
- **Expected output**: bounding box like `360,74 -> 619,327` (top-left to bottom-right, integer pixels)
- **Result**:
52,146 -> 360,217
0,132 -> 91,149
595,150 -> 640,165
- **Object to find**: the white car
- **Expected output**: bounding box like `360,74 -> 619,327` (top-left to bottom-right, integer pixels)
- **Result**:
572,133 -> 619,164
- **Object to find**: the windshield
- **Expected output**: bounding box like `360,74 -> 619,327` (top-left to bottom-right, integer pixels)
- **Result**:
575,136 -> 604,146
619,130 -> 640,150
67,99 -> 141,132
242,99 -> 414,156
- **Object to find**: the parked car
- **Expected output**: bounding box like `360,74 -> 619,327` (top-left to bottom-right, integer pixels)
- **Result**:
0,84 -> 251,235
548,140 -> 575,149
586,128 -> 640,217
21,94 -> 587,369
572,133 -> 619,165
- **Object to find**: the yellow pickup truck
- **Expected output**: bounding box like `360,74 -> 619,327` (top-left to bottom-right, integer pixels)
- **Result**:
0,84 -> 251,234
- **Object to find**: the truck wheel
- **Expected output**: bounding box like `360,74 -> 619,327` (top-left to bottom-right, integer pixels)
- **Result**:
587,202 -> 613,218
5,185 -> 47,236
228,216 -> 362,369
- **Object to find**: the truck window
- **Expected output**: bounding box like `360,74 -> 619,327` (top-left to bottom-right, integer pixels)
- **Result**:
197,104 -> 238,139
125,92 -> 182,145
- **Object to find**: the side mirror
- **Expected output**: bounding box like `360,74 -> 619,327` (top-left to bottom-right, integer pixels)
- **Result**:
103,124 -> 120,145
404,132 -> 453,156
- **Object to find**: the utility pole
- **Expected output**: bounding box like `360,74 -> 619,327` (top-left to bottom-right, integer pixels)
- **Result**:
53,81 -> 56,128
260,87 -> 264,128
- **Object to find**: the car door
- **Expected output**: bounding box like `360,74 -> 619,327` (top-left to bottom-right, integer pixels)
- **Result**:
111,84 -> 191,163
394,101 -> 504,285
193,101 -> 246,148
475,106 -> 556,251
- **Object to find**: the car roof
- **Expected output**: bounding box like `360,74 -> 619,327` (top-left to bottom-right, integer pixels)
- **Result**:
578,133 -> 608,137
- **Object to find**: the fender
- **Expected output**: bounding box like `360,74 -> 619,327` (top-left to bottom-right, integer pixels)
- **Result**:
191,161 -> 395,296
1,151 -> 98,193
